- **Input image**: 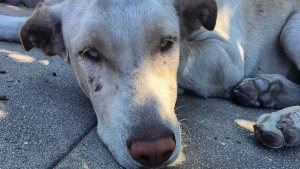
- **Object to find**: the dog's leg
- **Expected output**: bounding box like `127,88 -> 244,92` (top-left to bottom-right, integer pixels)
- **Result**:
242,13 -> 300,148
233,12 -> 300,109
254,106 -> 300,148
280,11 -> 300,71
178,33 -> 244,98
0,15 -> 28,42
233,74 -> 300,108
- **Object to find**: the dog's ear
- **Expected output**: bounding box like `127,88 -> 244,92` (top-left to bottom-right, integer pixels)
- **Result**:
19,2 -> 66,58
176,0 -> 218,35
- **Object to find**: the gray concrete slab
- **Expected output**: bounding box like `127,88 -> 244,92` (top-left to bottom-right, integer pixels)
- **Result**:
0,4 -> 98,169
0,41 -> 96,168
174,96 -> 300,169
54,129 -> 122,169
56,96 -> 300,169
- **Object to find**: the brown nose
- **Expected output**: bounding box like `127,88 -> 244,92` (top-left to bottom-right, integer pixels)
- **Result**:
127,136 -> 176,167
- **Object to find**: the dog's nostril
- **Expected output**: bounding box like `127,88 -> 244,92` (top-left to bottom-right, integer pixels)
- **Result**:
127,141 -> 132,150
162,150 -> 173,158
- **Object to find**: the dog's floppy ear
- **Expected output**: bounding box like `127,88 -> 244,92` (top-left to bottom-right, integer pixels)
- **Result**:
176,0 -> 218,35
19,2 -> 66,57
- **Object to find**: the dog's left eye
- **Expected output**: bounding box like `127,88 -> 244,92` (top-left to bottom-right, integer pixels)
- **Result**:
160,37 -> 176,52
80,48 -> 101,61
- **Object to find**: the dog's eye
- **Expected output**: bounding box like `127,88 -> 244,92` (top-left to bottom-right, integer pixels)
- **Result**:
80,48 -> 101,61
160,37 -> 176,52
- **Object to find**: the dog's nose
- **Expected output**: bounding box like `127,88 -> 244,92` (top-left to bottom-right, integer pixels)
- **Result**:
127,132 -> 176,167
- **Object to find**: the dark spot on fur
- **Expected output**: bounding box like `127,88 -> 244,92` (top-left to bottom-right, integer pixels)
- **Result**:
255,4 -> 264,15
88,76 -> 95,84
95,84 -> 102,92
134,62 -> 138,68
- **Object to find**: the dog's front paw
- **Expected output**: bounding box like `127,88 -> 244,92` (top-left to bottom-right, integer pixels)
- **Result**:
232,78 -> 281,108
254,106 -> 300,148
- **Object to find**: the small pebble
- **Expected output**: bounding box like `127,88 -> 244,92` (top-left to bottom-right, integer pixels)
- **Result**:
0,95 -> 7,100
52,72 -> 57,76
0,70 -> 7,74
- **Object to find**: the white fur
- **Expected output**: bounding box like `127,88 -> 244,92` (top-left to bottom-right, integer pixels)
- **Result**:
0,15 -> 27,42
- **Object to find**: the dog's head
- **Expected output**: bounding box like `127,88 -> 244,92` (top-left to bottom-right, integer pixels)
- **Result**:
19,0 -> 217,168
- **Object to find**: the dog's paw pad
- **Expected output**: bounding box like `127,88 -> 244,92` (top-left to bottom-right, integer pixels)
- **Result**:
254,106 -> 300,148
253,79 -> 269,91
254,125 -> 284,148
233,78 -> 281,108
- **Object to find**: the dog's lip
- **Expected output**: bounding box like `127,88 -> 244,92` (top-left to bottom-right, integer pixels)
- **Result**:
164,145 -> 181,165
132,158 -> 175,168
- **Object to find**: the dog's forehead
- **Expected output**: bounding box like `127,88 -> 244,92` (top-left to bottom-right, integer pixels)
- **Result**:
65,0 -> 179,54
94,0 -> 174,12
88,0 -> 178,35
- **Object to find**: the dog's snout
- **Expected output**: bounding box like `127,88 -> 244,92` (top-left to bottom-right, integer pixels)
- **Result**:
127,130 -> 176,167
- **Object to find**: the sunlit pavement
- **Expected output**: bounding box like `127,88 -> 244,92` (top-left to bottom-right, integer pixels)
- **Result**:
1,3 -> 299,169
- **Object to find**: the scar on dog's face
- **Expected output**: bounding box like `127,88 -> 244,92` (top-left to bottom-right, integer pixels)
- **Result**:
19,0 -> 217,168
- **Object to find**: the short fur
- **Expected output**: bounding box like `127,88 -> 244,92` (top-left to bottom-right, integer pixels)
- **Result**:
1,0 -> 300,168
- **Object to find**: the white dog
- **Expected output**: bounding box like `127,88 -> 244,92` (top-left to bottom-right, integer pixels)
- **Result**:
1,0 -> 300,168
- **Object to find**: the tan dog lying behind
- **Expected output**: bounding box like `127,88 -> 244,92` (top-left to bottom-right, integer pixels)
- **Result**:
0,0 -> 300,168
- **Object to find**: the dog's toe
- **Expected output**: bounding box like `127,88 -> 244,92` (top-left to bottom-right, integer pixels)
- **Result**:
233,78 -> 281,108
233,81 -> 259,107
254,124 -> 284,148
254,107 -> 300,148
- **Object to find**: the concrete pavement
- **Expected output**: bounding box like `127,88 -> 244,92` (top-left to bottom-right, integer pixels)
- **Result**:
0,3 -> 299,169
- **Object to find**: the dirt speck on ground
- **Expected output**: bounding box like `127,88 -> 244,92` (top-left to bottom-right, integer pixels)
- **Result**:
0,94 -> 7,100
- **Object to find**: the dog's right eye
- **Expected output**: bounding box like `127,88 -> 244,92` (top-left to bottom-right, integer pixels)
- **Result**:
160,36 -> 177,52
80,48 -> 101,62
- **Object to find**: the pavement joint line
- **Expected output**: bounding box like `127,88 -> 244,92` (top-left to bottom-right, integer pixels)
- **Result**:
47,122 -> 97,169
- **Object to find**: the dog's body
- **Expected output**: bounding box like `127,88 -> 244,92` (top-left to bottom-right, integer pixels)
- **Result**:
179,0 -> 300,103
1,0 -> 300,168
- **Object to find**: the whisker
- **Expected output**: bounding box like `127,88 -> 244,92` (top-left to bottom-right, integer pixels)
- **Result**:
179,118 -> 189,123
175,105 -> 186,112
179,120 -> 192,143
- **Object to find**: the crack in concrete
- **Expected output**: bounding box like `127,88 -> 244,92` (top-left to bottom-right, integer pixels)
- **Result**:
48,122 -> 97,169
